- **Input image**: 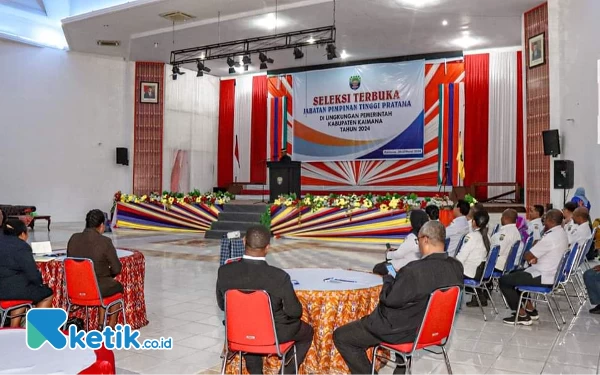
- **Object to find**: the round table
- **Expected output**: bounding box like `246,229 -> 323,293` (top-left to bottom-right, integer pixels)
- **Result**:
0,329 -> 107,374
226,269 -> 383,374
36,249 -> 149,330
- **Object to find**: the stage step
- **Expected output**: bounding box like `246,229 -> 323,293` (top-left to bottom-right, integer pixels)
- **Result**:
204,203 -> 268,239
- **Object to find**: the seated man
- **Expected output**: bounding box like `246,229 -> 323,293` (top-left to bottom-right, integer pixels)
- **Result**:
492,209 -> 522,272
567,207 -> 592,249
446,200 -> 471,256
563,201 -> 578,233
67,209 -> 123,328
527,205 -> 545,241
372,210 -> 429,276
333,221 -> 463,374
583,265 -> 600,314
499,209 -> 568,325
216,226 -> 314,374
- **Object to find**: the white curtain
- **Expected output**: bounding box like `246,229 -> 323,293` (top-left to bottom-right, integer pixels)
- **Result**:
163,66 -> 220,193
233,75 -> 253,182
488,51 -> 518,198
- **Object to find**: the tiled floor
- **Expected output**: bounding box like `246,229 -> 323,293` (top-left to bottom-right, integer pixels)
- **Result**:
31,224 -> 600,374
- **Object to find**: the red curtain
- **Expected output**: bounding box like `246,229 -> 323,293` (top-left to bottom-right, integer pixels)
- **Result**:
464,54 -> 490,199
516,51 -> 525,192
250,76 -> 268,184
217,80 -> 235,188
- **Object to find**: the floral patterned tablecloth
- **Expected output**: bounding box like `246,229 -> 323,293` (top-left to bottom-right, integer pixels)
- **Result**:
226,273 -> 383,374
36,250 -> 148,330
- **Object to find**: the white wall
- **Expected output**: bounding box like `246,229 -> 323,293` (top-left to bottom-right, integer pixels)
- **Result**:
548,0 -> 600,213
0,40 -> 133,222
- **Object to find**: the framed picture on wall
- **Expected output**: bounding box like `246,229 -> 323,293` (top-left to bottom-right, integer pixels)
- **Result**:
528,33 -> 545,68
140,81 -> 159,103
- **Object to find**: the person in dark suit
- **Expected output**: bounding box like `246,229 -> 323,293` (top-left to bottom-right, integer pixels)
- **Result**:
333,221 -> 464,374
279,148 -> 292,162
0,219 -> 53,327
216,225 -> 314,374
67,209 -> 123,328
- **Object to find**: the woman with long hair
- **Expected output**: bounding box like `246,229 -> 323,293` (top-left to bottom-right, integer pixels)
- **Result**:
373,210 -> 429,276
457,210 -> 491,306
0,219 -> 53,327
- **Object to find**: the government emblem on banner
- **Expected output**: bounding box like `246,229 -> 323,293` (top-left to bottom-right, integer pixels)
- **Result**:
349,75 -> 361,90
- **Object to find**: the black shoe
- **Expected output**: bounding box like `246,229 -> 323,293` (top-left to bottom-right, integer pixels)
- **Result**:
589,305 -> 600,314
526,309 -> 539,321
503,314 -> 532,326
466,298 -> 487,307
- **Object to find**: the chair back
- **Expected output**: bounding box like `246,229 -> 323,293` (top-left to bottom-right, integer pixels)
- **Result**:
491,224 -> 500,235
412,286 -> 461,351
518,235 -> 534,266
64,258 -> 103,306
224,257 -> 241,264
479,245 -> 500,282
551,250 -> 572,289
444,238 -> 450,252
560,243 -> 580,283
577,238 -> 593,268
503,241 -> 521,274
224,290 -> 280,353
453,234 -> 468,257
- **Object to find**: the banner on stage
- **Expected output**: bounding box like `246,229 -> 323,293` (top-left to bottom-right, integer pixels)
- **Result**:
292,60 -> 425,161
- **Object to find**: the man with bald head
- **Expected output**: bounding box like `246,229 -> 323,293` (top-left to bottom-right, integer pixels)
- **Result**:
216,225 -> 314,374
334,221 -> 463,374
567,207 -> 592,249
492,209 -> 522,272
499,209 -> 568,325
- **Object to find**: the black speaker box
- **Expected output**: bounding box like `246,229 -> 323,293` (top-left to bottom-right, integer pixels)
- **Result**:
116,147 -> 129,166
542,130 -> 561,156
554,160 -> 574,189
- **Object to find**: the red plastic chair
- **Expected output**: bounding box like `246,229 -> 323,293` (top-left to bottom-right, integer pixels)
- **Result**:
221,290 -> 298,375
63,258 -> 125,331
0,300 -> 33,327
224,257 -> 242,265
371,286 -> 461,374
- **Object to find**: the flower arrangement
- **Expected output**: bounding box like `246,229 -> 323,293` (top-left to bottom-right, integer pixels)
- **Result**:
423,195 -> 454,209
270,193 -> 448,212
464,194 -> 478,207
113,190 -> 234,209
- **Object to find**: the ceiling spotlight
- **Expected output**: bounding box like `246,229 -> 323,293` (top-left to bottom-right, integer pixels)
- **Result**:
197,61 -> 211,75
340,50 -> 349,59
293,47 -> 304,59
172,65 -> 185,76
259,52 -> 274,64
227,57 -> 236,67
442,20 -> 448,26
242,55 -> 251,65
326,43 -> 337,60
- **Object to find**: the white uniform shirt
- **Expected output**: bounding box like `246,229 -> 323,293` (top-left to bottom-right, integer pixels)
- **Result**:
446,216 -> 470,257
567,223 -> 592,248
491,223 -> 522,271
387,233 -> 421,270
456,229 -> 488,278
525,226 -> 569,284
528,218 -> 544,241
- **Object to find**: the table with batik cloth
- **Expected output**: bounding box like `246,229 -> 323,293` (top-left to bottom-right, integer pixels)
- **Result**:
226,269 -> 385,374
35,249 -> 148,330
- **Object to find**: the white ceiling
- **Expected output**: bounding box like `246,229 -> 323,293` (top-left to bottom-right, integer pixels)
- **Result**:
59,0 -> 542,76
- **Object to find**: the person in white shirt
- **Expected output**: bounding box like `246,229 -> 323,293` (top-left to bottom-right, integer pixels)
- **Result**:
458,210 -> 491,306
567,207 -> 592,249
563,201 -> 577,233
372,210 -> 429,275
492,209 -> 523,273
446,200 -> 471,256
500,209 -> 568,325
527,205 -> 545,241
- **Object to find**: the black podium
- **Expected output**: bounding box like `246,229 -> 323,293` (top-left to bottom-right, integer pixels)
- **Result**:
267,161 -> 301,202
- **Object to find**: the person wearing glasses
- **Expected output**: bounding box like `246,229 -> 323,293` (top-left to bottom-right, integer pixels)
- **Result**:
333,221 -> 463,374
